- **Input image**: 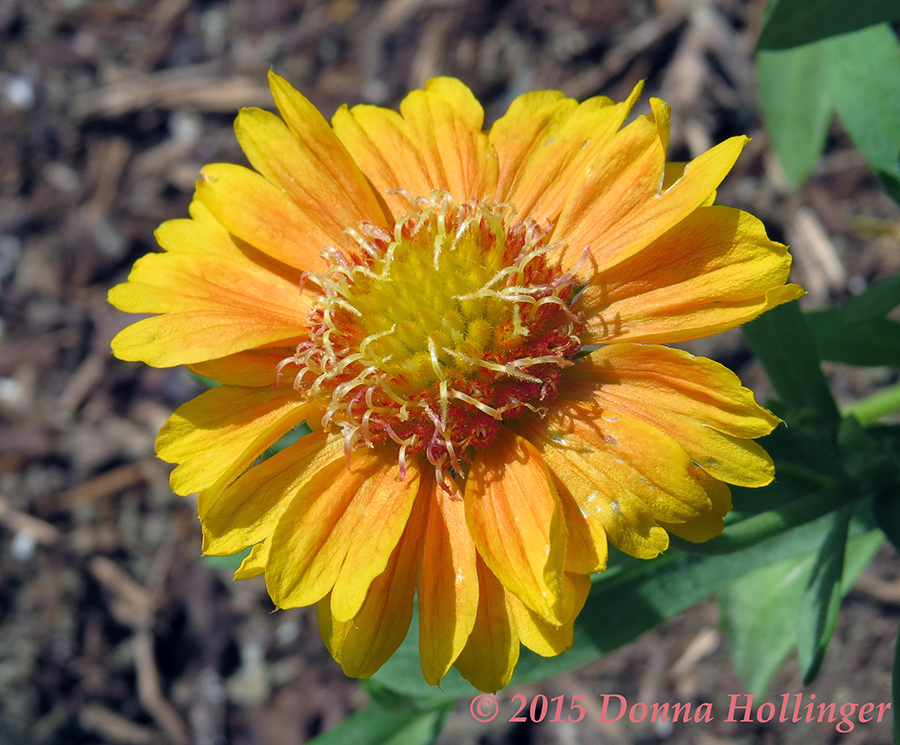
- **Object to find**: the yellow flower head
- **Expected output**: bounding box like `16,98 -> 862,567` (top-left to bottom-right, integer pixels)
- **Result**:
109,73 -> 802,692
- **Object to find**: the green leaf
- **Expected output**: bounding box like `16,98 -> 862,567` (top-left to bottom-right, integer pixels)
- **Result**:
308,703 -> 451,745
758,0 -> 900,50
719,559 -> 810,696
804,272 -> 900,368
721,558 -> 813,696
756,44 -> 832,188
837,274 -> 900,323
805,312 -> 900,367
743,302 -> 840,422
824,24 -> 900,204
796,505 -> 852,684
721,529 -> 884,695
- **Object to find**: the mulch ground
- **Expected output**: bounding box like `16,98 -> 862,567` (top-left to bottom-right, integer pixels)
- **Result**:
1,0 -> 899,743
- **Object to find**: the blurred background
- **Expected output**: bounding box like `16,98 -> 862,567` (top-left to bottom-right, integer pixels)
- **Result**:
1,0 -> 899,743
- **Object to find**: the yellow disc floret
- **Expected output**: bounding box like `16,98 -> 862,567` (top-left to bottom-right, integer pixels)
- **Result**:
280,191 -> 584,484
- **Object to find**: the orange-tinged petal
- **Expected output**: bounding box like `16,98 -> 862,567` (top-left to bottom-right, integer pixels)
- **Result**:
490,82 -> 643,224
111,313 -> 301,370
235,96 -> 386,240
331,103 -> 432,217
659,472 -> 733,543
109,249 -> 309,367
187,348 -> 296,387
397,78 -> 498,203
155,385 -> 316,499
515,410 -> 675,560
464,428 -> 566,623
556,484 -> 608,575
265,447 -> 417,612
518,403 -> 715,519
578,205 -> 804,344
418,470 -> 479,685
329,457 -> 421,622
553,101 -> 748,272
453,557 -> 519,693
266,74 -> 388,220
196,162 -> 333,272
507,572 -> 590,657
561,345 -> 780,487
333,78 -> 497,214
201,433 -> 342,555
151,208 -> 305,285
317,487 -> 425,678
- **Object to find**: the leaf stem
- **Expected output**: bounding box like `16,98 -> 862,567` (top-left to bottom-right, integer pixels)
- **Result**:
843,382 -> 900,425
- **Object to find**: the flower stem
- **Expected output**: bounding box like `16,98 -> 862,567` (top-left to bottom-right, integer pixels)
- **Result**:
843,382 -> 900,425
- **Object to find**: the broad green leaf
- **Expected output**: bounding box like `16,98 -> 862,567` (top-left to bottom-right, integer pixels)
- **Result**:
743,302 -> 840,423
796,505 -> 852,684
758,0 -> 900,50
806,313 -> 900,367
757,44 -> 832,188
721,558 -> 810,696
824,24 -> 900,204
721,529 -> 884,695
804,272 -> 900,367
838,274 -> 900,323
308,703 -> 450,745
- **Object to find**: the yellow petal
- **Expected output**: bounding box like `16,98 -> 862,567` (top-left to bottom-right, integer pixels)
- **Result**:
333,77 -> 497,215
329,457 -> 421,622
317,486 -> 425,678
453,557 -> 519,693
515,409 -> 674,560
561,345 -> 780,487
156,385 -> 317,499
331,103 -> 431,217
490,82 -> 643,224
187,348 -> 298,387
237,78 -> 387,239
196,162 -> 333,272
553,102 -> 748,272
151,209 -> 306,284
417,470 -> 479,685
507,572 -> 590,657
663,163 -> 716,206
234,542 -> 268,579
578,205 -> 804,344
464,428 -> 566,624
555,481 -> 608,575
660,472 -> 733,543
201,432 -> 342,556
265,447 -> 417,612
109,248 -> 309,367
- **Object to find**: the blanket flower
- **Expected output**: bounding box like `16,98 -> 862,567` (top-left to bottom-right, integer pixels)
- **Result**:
109,73 -> 802,692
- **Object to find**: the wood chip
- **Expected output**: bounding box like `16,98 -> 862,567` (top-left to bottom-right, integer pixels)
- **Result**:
78,703 -> 158,745
72,66 -> 273,119
64,460 -> 157,507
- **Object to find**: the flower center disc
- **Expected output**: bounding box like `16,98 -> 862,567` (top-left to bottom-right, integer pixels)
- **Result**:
284,192 -> 583,479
